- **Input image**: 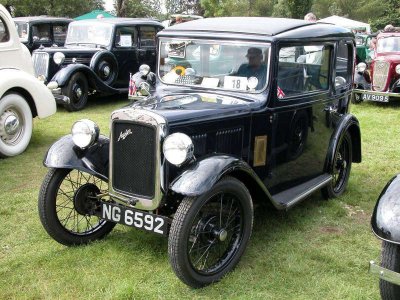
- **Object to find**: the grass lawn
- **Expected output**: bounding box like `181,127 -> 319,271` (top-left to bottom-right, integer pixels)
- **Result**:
1,97 -> 399,299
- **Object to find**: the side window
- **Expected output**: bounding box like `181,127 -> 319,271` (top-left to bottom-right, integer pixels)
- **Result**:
336,41 -> 352,83
32,24 -> 51,42
53,24 -> 69,44
277,45 -> 331,99
115,26 -> 137,48
139,26 -> 156,47
0,17 -> 10,43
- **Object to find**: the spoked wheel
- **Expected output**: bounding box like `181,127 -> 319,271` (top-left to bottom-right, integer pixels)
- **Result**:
168,177 -> 253,288
62,72 -> 89,112
322,132 -> 352,199
38,168 -> 115,246
380,241 -> 400,299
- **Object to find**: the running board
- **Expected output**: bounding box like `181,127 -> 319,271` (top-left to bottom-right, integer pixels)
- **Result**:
271,174 -> 332,210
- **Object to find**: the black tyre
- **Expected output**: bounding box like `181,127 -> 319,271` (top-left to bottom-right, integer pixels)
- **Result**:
168,176 -> 253,288
380,241 -> 400,300
38,168 -> 115,246
322,132 -> 352,199
62,72 -> 89,111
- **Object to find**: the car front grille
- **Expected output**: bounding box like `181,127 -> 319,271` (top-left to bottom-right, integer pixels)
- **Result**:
373,61 -> 390,91
109,108 -> 166,210
32,52 -> 49,79
111,121 -> 157,198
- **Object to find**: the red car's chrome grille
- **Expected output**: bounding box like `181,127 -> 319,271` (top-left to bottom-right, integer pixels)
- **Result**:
373,61 -> 390,91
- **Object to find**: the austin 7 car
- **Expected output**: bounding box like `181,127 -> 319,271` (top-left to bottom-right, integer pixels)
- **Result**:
38,17 -> 361,288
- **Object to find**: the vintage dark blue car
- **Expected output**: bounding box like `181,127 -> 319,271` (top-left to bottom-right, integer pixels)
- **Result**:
38,17 -> 361,288
32,18 -> 163,111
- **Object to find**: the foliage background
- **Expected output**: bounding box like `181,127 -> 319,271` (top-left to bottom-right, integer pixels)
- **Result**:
1,0 -> 399,31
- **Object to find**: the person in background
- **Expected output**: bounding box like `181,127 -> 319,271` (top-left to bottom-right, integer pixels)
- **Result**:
175,16 -> 183,24
237,47 -> 267,89
304,12 -> 317,22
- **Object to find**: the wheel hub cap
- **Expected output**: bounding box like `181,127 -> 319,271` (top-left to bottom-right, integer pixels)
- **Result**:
217,229 -> 228,242
75,87 -> 82,98
73,183 -> 100,215
103,66 -> 111,77
0,110 -> 22,144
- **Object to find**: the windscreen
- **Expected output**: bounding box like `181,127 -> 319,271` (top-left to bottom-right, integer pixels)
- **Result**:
159,39 -> 270,92
65,22 -> 112,47
377,37 -> 400,53
14,21 -> 28,42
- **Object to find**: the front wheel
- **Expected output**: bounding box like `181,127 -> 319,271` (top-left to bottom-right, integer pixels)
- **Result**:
0,93 -> 33,157
168,176 -> 253,288
62,72 -> 89,112
380,241 -> 400,299
38,168 -> 115,246
322,132 -> 352,199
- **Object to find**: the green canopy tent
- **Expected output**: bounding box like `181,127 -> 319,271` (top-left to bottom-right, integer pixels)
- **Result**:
74,10 -> 115,20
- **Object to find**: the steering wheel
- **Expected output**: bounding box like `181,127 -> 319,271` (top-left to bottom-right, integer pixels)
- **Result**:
172,66 -> 186,76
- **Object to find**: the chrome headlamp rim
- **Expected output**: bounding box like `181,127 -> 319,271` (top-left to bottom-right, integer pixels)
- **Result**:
356,62 -> 367,73
395,64 -> 400,75
53,52 -> 65,65
71,119 -> 100,149
163,132 -> 194,166
139,64 -> 151,76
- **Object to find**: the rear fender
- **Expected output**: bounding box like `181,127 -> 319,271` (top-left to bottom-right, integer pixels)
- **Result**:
44,134 -> 110,181
371,175 -> 400,244
324,113 -> 361,172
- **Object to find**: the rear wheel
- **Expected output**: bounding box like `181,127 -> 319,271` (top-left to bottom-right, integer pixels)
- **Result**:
380,241 -> 400,299
322,132 -> 352,199
62,72 -> 89,111
168,176 -> 253,288
38,168 -> 115,246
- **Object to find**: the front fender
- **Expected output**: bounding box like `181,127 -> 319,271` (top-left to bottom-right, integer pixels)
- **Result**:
44,134 -> 110,181
170,155 -> 271,198
324,113 -> 361,172
50,64 -> 120,94
371,175 -> 400,244
0,68 -> 56,119
391,78 -> 400,92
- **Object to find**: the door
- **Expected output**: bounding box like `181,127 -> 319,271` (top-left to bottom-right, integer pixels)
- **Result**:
112,25 -> 139,88
265,43 -> 335,194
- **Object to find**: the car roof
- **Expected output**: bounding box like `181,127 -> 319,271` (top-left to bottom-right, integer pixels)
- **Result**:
160,17 -> 352,40
13,16 -> 72,22
70,18 -> 163,27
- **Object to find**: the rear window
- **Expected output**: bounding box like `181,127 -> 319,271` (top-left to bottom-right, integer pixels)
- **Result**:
0,17 -> 10,43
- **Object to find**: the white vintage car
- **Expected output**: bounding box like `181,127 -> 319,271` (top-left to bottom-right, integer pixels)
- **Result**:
0,5 -> 56,157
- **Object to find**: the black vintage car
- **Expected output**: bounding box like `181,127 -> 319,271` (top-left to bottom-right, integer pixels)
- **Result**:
32,18 -> 163,111
38,17 -> 361,288
13,16 -> 72,52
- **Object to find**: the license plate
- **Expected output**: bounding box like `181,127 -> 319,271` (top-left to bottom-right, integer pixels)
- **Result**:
99,202 -> 169,236
362,93 -> 389,102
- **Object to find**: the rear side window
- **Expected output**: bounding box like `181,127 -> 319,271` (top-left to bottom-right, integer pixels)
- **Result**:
32,23 -> 51,42
115,26 -> 137,47
53,24 -> 69,44
139,26 -> 156,47
336,41 -> 352,83
277,45 -> 331,99
0,17 -> 9,43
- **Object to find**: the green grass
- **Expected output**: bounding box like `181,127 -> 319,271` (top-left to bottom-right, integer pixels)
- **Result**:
1,98 -> 399,299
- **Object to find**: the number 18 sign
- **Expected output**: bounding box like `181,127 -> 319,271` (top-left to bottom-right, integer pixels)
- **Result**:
223,76 -> 248,91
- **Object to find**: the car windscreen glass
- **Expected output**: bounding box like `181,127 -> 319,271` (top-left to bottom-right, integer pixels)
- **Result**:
377,37 -> 400,53
158,38 -> 270,93
65,22 -> 112,47
14,21 -> 28,42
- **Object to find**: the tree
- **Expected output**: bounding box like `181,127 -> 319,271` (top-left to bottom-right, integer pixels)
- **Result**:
124,0 -> 162,18
0,0 -> 103,17
272,0 -> 312,19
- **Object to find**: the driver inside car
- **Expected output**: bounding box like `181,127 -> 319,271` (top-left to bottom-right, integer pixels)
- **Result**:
236,47 -> 267,90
